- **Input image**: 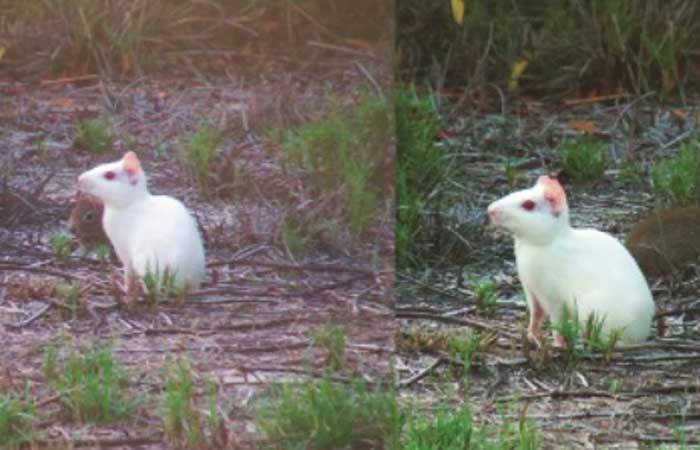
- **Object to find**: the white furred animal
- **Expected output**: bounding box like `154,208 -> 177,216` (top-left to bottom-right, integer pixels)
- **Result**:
77,151 -> 206,294
487,176 -> 654,346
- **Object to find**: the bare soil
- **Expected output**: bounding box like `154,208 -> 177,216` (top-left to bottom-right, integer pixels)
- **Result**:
0,48 -> 393,448
397,98 -> 700,449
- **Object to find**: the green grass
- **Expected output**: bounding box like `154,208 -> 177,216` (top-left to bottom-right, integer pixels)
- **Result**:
256,377 -> 400,450
181,123 -> 220,195
0,393 -> 35,449
446,331 -> 483,370
396,85 -> 453,268
559,138 -> 607,184
618,159 -> 644,186
74,117 -> 115,154
49,232 -> 73,259
308,324 -> 346,372
554,306 -> 621,364
275,90 -> 390,239
43,343 -> 138,423
280,214 -> 313,260
141,264 -> 182,306
398,0 -> 700,99
652,138 -> 700,206
54,282 -> 82,320
161,357 -> 208,449
402,403 -> 537,450
94,243 -> 112,262
468,275 -> 499,317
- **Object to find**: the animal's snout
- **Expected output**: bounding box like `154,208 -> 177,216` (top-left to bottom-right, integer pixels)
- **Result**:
487,205 -> 500,224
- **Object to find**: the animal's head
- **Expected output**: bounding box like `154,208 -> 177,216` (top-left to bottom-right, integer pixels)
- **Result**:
487,175 -> 570,244
77,151 -> 147,208
69,193 -> 104,234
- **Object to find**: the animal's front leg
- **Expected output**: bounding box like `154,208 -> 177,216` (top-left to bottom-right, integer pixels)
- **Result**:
525,289 -> 545,346
125,267 -> 141,300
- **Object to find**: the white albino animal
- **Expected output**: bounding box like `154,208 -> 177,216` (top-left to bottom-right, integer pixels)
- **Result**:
77,151 -> 206,294
487,175 -> 654,346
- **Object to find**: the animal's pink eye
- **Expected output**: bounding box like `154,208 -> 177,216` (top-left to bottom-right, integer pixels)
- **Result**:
103,171 -> 116,180
521,200 -> 536,211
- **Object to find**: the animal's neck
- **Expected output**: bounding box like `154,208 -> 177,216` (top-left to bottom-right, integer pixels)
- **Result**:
108,188 -> 150,210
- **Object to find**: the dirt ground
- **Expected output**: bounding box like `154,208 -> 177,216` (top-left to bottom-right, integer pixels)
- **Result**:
397,98 -> 700,449
0,49 -> 393,448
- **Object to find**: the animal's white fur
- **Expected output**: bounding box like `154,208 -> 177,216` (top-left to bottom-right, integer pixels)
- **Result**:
487,177 -> 654,345
77,153 -> 206,291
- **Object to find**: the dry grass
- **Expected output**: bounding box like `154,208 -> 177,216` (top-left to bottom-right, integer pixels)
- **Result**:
0,0 -> 392,79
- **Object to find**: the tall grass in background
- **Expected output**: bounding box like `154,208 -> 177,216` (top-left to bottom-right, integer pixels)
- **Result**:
398,0 -> 700,100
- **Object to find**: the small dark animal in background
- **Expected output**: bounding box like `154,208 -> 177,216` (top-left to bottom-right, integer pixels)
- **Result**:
626,207 -> 700,278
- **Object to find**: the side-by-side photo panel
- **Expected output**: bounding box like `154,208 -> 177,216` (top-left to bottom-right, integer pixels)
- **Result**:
0,2 -> 394,448
397,1 -> 700,448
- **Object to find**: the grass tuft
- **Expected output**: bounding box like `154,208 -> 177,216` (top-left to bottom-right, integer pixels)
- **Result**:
256,377 -> 399,450
74,117 -> 115,154
554,306 -> 621,364
652,138 -> 700,206
308,324 -> 347,372
161,357 -> 227,449
402,403 -> 538,450
0,393 -> 35,450
43,343 -> 138,423
181,123 -> 221,195
446,331 -> 483,370
467,275 -> 499,317
54,282 -> 83,320
141,264 -> 182,306
161,357 -> 205,449
49,232 -> 73,259
396,85 -> 453,268
559,138 -> 607,184
275,90 -> 390,240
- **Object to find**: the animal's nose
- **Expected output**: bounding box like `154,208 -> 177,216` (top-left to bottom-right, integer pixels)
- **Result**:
69,225 -> 76,234
487,206 -> 499,223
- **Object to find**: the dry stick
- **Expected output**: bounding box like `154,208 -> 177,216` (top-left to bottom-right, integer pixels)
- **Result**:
506,411 -> 700,422
40,74 -> 100,85
306,41 -> 377,59
354,61 -> 385,101
397,273 -> 464,300
659,128 -> 694,151
30,171 -> 55,200
396,311 -> 520,340
0,263 -> 82,281
34,437 -> 163,448
563,93 -> 629,106
115,341 -> 309,355
495,389 -> 621,403
497,383 -> 700,404
207,258 -> 375,276
399,357 -> 447,388
4,302 -> 52,329
596,433 -> 700,445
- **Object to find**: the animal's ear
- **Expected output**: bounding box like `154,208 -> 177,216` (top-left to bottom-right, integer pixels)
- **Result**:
122,151 -> 142,185
537,175 -> 568,214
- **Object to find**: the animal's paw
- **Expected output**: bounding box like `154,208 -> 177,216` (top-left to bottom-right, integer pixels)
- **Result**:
553,334 -> 567,348
527,329 -> 542,347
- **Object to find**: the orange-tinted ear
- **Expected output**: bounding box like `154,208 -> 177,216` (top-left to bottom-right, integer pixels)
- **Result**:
537,175 -> 568,212
122,151 -> 142,185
